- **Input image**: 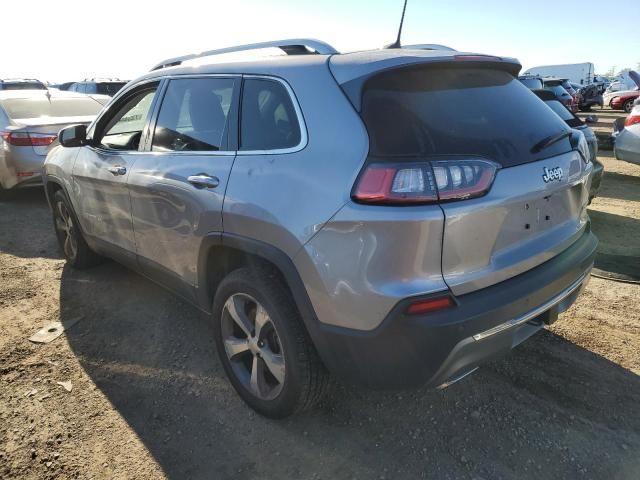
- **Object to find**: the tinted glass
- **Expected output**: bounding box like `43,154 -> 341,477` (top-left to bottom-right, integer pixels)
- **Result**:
361,66 -> 571,167
519,78 -> 543,89
0,81 -> 46,90
240,78 -> 301,151
545,100 -> 582,128
100,88 -> 156,150
96,82 -> 127,96
152,78 -> 234,152
547,85 -> 570,98
0,96 -> 103,120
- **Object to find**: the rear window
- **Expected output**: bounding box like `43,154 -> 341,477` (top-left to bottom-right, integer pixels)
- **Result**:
0,96 -> 103,120
544,100 -> 582,127
547,85 -> 570,98
361,66 -> 571,167
519,78 -> 543,89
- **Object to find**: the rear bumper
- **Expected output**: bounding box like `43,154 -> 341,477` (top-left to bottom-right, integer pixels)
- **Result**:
614,128 -> 640,165
310,229 -> 597,389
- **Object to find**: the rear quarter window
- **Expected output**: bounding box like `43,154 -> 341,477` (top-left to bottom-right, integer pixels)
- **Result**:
240,78 -> 301,151
361,66 -> 572,167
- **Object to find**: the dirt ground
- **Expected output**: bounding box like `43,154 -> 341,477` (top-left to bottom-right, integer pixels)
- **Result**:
1,111 -> 639,480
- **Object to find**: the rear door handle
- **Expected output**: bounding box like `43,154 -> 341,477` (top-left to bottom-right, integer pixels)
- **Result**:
187,174 -> 220,189
106,166 -> 127,176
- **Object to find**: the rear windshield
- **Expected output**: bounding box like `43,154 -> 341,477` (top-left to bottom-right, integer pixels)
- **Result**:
519,78 -> 543,89
361,66 -> 572,167
0,96 -> 103,120
547,85 -> 570,98
544,100 -> 582,127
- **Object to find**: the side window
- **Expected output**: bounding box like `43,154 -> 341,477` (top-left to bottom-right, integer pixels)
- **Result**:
240,78 -> 301,151
85,83 -> 97,94
97,86 -> 157,151
152,77 -> 235,152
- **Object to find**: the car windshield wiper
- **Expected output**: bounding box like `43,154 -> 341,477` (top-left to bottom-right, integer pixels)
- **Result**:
530,130 -> 572,154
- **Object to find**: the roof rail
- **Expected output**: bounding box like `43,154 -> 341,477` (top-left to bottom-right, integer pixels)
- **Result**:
150,38 -> 339,71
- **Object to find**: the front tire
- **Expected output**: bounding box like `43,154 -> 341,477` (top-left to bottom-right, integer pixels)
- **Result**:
51,190 -> 102,269
212,268 -> 330,418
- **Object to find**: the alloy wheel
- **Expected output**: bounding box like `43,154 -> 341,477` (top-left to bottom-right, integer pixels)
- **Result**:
54,201 -> 78,260
221,293 -> 286,400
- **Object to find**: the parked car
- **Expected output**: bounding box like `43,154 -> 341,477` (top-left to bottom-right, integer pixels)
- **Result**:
604,71 -> 640,112
543,78 -> 577,112
68,78 -> 128,97
614,105 -> 640,164
0,90 -> 107,189
0,78 -> 47,91
609,90 -> 640,113
43,39 -> 597,418
533,89 -> 603,201
574,83 -> 603,111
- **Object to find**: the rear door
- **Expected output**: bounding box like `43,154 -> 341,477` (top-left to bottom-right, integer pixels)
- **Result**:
72,81 -> 160,262
359,65 -> 592,296
127,75 -> 239,294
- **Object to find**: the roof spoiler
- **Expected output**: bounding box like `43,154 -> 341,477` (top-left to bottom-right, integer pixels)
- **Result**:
150,38 -> 338,71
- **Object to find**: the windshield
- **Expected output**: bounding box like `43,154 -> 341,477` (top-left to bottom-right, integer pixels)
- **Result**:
0,96 -> 103,120
361,66 -> 571,167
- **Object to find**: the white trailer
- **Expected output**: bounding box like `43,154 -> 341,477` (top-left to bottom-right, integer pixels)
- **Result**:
523,63 -> 595,86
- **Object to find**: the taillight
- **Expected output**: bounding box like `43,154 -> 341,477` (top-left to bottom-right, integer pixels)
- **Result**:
0,131 -> 57,146
624,114 -> 640,127
353,159 -> 498,205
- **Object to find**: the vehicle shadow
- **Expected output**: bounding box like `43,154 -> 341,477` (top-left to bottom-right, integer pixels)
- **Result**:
0,188 -> 60,260
58,262 -> 640,480
588,209 -> 640,280
597,170 -> 640,203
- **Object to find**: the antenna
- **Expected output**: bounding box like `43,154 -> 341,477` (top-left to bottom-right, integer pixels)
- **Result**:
385,0 -> 408,49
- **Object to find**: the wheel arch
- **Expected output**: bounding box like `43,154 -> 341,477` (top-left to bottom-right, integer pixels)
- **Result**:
198,234 -> 319,329
44,174 -> 65,207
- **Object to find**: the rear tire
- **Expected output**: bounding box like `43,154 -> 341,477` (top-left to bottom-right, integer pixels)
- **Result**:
623,99 -> 634,113
51,190 -> 102,269
212,267 -> 330,418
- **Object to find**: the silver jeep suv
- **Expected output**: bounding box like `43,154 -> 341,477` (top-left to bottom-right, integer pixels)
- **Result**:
43,39 -> 597,418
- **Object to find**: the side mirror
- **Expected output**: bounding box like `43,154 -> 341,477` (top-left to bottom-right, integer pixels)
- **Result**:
584,115 -> 598,124
58,124 -> 88,148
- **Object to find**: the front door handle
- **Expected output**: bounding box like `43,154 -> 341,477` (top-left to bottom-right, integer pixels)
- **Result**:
187,174 -> 220,189
106,166 -> 127,176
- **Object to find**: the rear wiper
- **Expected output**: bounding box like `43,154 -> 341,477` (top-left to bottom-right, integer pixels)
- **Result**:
530,130 -> 572,154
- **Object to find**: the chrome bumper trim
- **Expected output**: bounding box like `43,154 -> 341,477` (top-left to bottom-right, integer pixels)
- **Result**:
472,271 -> 588,342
